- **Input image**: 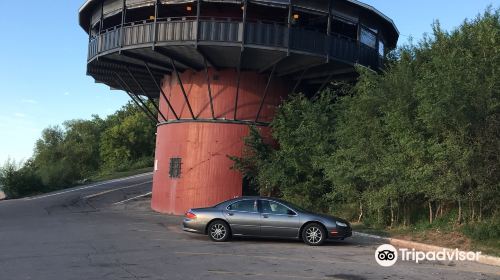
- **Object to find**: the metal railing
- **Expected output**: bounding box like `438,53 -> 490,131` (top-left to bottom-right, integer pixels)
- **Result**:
88,17 -> 381,70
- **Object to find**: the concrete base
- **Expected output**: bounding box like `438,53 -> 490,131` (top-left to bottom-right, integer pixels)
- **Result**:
354,232 -> 500,267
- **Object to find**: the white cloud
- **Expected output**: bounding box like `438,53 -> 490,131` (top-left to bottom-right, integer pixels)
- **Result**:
14,113 -> 26,118
64,92 -> 70,96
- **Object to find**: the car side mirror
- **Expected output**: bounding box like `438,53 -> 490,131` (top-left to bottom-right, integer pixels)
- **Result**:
287,210 -> 296,216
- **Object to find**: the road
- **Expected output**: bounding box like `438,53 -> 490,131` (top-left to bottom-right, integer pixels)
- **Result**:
0,173 -> 498,280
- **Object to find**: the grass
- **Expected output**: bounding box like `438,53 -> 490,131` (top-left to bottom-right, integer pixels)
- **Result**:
352,223 -> 500,257
89,167 -> 153,183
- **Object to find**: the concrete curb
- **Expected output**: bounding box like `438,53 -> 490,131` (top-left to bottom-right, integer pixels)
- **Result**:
353,231 -> 500,267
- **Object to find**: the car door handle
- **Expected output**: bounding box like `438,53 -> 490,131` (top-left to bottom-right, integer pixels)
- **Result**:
227,212 -> 234,216
262,214 -> 269,218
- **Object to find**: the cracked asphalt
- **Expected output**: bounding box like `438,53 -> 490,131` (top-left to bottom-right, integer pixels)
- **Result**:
0,173 -> 498,280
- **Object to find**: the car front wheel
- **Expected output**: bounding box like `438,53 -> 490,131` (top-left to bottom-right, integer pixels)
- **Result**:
208,221 -> 230,242
302,223 -> 326,246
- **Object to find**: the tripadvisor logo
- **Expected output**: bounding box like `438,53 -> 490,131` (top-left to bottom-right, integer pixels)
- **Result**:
375,244 -> 398,267
375,244 -> 481,267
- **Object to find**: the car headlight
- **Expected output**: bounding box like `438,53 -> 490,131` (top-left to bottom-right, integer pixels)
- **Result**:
336,221 -> 348,227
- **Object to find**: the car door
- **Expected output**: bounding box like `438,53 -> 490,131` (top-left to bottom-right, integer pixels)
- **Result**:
223,199 -> 261,236
259,199 -> 301,238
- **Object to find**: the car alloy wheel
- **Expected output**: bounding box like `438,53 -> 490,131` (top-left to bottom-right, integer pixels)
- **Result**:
302,223 -> 326,246
208,221 -> 230,242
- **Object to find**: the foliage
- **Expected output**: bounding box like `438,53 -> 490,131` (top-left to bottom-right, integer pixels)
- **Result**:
100,103 -> 156,171
0,159 -> 44,198
33,116 -> 105,188
232,8 -> 500,232
0,100 -> 156,197
462,217 -> 500,240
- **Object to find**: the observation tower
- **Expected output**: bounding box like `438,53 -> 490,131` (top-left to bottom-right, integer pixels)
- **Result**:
79,0 -> 398,214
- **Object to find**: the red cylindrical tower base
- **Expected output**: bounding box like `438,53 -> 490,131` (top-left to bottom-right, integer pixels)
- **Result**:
151,69 -> 288,215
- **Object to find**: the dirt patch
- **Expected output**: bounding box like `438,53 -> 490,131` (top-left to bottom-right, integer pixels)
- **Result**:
393,230 -> 472,251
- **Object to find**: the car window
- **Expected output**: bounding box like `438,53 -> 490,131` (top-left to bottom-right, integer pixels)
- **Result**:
260,200 -> 294,215
278,200 -> 308,213
227,200 -> 258,212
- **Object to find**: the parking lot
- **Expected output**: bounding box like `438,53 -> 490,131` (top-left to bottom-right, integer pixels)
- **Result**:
0,174 -> 498,280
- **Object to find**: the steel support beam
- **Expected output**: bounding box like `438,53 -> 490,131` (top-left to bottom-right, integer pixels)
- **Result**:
233,51 -> 243,120
313,73 -> 334,98
291,67 -> 308,95
125,91 -> 159,125
287,3 -> 292,55
126,67 -> 168,122
255,64 -> 277,123
120,0 -> 126,49
152,0 -> 160,49
258,55 -> 286,74
144,62 -> 180,120
195,0 -> 201,47
234,0 -> 246,121
114,73 -> 159,124
277,61 -> 325,77
96,1 -> 104,60
170,58 -> 196,119
99,1 -> 104,34
203,58 -> 216,120
356,23 -> 361,62
157,118 -> 270,127
326,0 -> 332,62
241,0 -> 248,48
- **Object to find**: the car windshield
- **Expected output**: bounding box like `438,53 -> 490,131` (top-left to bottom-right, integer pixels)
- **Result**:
213,200 -> 232,208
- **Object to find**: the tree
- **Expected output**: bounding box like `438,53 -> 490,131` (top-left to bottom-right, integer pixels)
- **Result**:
232,8 -> 500,229
0,159 -> 44,198
100,102 -> 156,171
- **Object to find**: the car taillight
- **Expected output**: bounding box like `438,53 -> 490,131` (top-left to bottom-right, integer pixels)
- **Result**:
185,211 -> 197,219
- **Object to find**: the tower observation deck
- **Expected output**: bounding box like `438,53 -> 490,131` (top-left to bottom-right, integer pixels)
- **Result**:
79,0 -> 398,214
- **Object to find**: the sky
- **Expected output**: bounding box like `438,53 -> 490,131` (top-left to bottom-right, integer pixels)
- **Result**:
0,0 -> 497,164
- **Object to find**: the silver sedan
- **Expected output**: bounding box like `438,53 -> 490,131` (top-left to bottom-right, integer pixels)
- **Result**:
182,196 -> 352,246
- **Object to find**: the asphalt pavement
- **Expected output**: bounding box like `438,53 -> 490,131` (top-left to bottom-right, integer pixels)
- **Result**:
0,173 -> 498,280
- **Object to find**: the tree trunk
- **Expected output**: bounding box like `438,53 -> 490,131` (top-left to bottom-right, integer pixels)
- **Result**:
403,203 -> 410,227
469,199 -> 472,222
479,199 -> 482,222
390,199 -> 394,228
396,202 -> 400,225
428,201 -> 433,224
471,200 -> 475,222
357,201 -> 363,223
435,203 -> 441,220
457,199 -> 462,224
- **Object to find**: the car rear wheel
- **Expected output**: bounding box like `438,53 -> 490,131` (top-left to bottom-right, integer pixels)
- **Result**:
208,221 -> 230,242
302,223 -> 326,246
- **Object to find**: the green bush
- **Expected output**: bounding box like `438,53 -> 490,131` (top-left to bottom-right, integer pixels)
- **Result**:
462,218 -> 500,240
231,8 -> 500,229
0,160 -> 44,199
